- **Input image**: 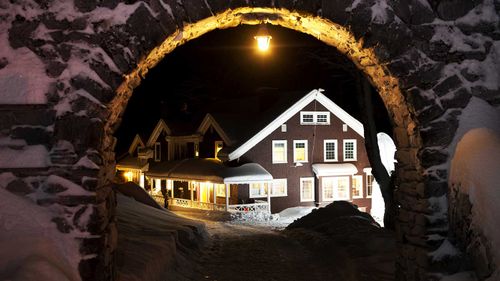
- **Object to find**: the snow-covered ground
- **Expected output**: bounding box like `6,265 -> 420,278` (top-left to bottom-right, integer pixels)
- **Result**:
0,187 -> 81,281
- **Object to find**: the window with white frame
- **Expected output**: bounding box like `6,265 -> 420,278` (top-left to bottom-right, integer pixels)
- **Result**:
366,174 -> 374,197
215,184 -> 226,197
271,179 -> 287,197
352,175 -> 363,198
293,140 -> 308,163
281,124 -> 287,132
300,111 -> 330,125
322,178 -> 335,201
324,140 -> 338,162
300,177 -> 315,202
343,139 -> 357,161
322,176 -> 350,201
249,182 -> 270,198
154,142 -> 161,161
272,140 -> 287,163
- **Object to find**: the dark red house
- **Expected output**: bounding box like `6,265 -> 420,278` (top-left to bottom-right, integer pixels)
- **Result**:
225,89 -> 374,213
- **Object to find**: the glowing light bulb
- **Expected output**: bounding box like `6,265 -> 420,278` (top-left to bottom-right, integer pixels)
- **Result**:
255,35 -> 271,51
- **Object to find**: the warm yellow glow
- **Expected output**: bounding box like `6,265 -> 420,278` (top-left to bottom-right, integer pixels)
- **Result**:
255,35 -> 271,51
124,171 -> 134,182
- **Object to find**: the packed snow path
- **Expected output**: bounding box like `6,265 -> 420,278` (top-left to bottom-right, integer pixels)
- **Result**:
172,208 -> 391,281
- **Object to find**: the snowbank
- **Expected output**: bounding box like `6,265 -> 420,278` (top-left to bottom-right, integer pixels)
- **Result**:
450,128 -> 500,274
115,193 -> 207,281
0,187 -> 81,281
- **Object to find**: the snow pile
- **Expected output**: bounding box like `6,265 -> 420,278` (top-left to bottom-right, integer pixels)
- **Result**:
450,128 -> 500,275
429,239 -> 461,261
0,187 -> 81,280
115,193 -> 207,281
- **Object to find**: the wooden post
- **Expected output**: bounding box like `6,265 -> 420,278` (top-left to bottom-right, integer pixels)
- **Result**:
190,182 -> 194,202
225,183 -> 230,211
212,183 -> 216,210
168,179 -> 174,199
267,181 -> 271,213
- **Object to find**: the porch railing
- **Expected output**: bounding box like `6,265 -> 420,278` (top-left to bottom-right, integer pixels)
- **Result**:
150,194 -> 269,214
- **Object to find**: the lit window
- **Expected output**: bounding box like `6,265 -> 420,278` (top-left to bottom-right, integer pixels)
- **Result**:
352,175 -> 363,198
300,177 -> 315,202
272,140 -> 287,163
322,177 -> 350,201
271,179 -> 287,197
249,182 -> 269,198
342,124 -> 348,132
215,141 -> 223,159
343,139 -> 357,161
300,111 -> 330,125
154,142 -> 161,161
324,140 -> 338,161
216,184 -> 226,197
293,140 -> 308,163
366,174 -> 374,197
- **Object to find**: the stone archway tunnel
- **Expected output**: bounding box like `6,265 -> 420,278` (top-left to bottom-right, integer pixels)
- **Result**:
0,1 -> 498,280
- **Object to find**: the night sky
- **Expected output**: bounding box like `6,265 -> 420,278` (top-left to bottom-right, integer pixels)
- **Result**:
114,25 -> 391,154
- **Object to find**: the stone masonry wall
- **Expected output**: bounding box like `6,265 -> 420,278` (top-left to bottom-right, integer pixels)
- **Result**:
0,0 -> 499,280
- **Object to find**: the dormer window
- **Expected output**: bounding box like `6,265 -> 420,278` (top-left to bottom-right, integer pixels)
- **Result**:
300,111 -> 330,125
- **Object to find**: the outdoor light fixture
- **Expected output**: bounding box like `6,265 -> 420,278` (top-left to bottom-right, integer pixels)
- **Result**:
254,24 -> 272,52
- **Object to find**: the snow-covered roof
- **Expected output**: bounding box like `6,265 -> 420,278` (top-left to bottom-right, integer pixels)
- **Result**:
228,89 -> 364,161
312,163 -> 358,177
116,155 -> 149,171
223,163 -> 273,184
146,159 -> 272,184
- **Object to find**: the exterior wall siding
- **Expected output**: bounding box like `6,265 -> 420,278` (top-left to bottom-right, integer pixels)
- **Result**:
237,101 -> 371,213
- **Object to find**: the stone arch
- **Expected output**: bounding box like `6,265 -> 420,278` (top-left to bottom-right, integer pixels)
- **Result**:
1,1 -> 498,280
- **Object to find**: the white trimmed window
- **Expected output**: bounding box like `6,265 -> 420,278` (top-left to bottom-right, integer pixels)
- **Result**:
366,174 -> 374,197
272,140 -> 287,163
322,176 -> 350,201
154,142 -> 161,161
293,140 -> 308,163
343,139 -> 357,161
215,184 -> 226,197
300,177 -> 315,202
352,175 -> 363,198
300,111 -> 330,125
281,124 -> 287,132
324,140 -> 338,162
249,182 -> 269,198
271,179 -> 287,197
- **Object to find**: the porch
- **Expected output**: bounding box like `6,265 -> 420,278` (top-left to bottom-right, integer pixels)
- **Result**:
146,158 -> 273,214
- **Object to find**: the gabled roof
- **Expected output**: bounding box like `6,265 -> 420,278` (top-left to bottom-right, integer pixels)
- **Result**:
197,113 -> 233,146
147,119 -> 171,146
128,134 -> 145,155
228,89 -> 364,161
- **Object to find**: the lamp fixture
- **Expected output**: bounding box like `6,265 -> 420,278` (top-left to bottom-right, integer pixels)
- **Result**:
254,24 -> 272,52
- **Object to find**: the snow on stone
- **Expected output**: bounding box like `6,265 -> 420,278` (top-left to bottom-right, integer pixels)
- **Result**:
0,187 -> 81,280
345,0 -> 363,12
0,145 -> 50,168
450,128 -> 500,270
73,156 -> 100,170
47,175 -> 94,196
159,0 -> 175,19
429,239 -> 461,261
426,194 -> 447,224
456,0 -> 499,26
370,0 -> 391,24
0,27 -> 49,104
431,25 -> 490,53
